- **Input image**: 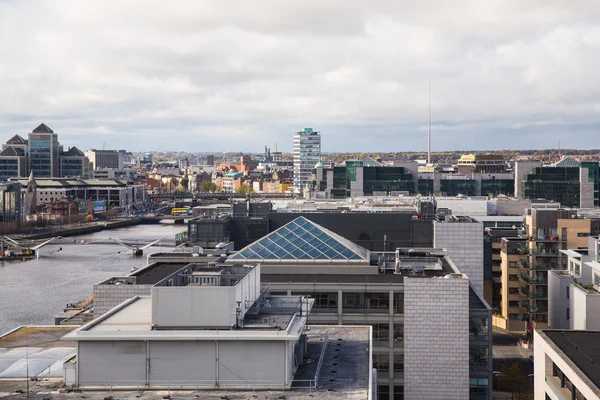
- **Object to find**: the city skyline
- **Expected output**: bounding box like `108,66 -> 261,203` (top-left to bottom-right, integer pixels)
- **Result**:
1,1 -> 600,152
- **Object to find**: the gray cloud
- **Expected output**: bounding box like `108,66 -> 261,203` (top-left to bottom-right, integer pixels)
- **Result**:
1,0 -> 600,152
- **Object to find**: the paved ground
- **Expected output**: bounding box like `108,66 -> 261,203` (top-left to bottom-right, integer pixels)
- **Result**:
492,329 -> 534,399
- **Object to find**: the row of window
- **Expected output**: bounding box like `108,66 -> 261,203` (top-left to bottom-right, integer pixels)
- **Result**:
304,291 -> 404,313
552,362 -> 587,400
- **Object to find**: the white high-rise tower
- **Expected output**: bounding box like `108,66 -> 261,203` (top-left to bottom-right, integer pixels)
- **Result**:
293,128 -> 321,193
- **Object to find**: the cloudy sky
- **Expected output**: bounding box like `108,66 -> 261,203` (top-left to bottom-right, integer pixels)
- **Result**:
1,1 -> 600,152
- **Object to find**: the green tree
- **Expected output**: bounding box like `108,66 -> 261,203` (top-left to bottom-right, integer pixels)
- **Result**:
180,175 -> 189,191
199,181 -> 217,192
236,183 -> 255,194
170,177 -> 178,192
498,362 -> 532,400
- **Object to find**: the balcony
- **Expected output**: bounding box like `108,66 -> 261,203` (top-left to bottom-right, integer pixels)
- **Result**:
521,272 -> 547,285
529,264 -> 552,271
528,291 -> 548,299
530,278 -> 548,285
529,306 -> 548,314
545,376 -> 569,400
528,236 -> 558,243
529,251 -> 558,257
519,286 -> 529,295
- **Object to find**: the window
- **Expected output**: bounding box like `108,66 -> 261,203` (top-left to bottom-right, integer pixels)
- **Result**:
509,301 -> 520,308
372,324 -> 389,343
393,354 -> 404,372
393,293 -> 404,313
509,261 -> 518,268
393,323 -> 404,342
566,286 -> 570,299
509,275 -> 519,281
562,228 -> 567,242
341,292 -> 389,312
594,272 -> 600,287
508,288 -> 519,294
469,347 -> 488,365
312,292 -> 337,310
374,354 -> 389,372
566,308 -> 570,320
578,232 -> 589,237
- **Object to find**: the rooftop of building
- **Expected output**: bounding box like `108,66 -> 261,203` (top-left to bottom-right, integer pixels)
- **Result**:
551,156 -> 582,168
31,123 -> 54,134
486,227 -> 520,238
0,146 -> 25,157
1,325 -> 371,399
64,293 -> 312,339
153,265 -> 252,287
435,215 -> 480,223
98,262 -> 191,286
541,330 -> 600,391
226,216 -> 371,264
459,153 -> 505,162
6,134 -> 26,145
0,326 -> 77,379
261,248 -> 461,281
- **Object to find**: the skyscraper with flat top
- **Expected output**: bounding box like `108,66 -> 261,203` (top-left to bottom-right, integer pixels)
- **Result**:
293,128 -> 320,193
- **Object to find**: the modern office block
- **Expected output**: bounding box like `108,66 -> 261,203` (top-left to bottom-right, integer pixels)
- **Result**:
293,128 -> 320,193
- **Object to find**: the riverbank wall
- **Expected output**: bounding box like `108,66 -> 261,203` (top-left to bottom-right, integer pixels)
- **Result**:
22,217 -> 162,240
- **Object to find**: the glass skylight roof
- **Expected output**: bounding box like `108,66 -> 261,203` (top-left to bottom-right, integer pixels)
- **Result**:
228,216 -> 368,261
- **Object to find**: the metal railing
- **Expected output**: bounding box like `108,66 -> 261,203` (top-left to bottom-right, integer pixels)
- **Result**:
314,334 -> 329,388
72,379 -> 319,392
545,377 -> 565,399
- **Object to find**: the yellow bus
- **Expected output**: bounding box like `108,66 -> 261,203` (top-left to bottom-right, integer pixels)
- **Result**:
171,207 -> 191,216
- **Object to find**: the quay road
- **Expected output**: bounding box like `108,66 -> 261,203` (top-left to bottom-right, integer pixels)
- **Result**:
0,222 -> 184,334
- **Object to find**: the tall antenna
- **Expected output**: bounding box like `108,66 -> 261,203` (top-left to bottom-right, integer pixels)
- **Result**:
428,80 -> 431,165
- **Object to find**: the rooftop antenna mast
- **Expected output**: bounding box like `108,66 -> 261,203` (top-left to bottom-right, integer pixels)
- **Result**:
427,80 -> 431,165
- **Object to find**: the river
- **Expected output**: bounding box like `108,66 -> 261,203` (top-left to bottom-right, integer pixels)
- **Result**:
0,222 -> 186,334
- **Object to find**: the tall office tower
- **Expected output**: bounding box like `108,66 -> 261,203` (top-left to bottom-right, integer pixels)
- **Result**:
293,128 -> 320,193
27,123 -> 61,177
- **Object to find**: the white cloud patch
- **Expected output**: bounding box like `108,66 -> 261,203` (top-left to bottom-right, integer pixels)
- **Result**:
1,0 -> 600,152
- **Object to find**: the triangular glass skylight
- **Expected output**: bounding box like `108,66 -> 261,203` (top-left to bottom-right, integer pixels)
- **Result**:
228,216 -> 368,261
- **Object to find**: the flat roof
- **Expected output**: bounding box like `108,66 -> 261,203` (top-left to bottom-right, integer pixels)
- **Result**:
292,325 -> 371,395
111,262 -> 190,285
0,326 -> 77,349
0,326 -> 77,379
65,295 -> 312,341
561,249 -> 586,259
543,330 -> 600,390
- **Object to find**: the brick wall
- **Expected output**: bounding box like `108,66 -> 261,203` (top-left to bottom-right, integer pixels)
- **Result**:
404,277 -> 470,400
434,221 -> 484,297
93,284 -> 153,316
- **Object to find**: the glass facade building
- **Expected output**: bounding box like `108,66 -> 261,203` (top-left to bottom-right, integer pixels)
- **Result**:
0,182 -> 24,222
28,128 -> 61,177
313,158 -> 417,198
0,125 -> 87,179
0,158 -> 21,181
523,167 -> 581,207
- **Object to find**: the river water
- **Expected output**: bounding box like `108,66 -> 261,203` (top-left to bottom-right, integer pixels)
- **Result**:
0,222 -> 186,334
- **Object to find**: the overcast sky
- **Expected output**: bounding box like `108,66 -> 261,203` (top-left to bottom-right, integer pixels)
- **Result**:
1,1 -> 600,153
